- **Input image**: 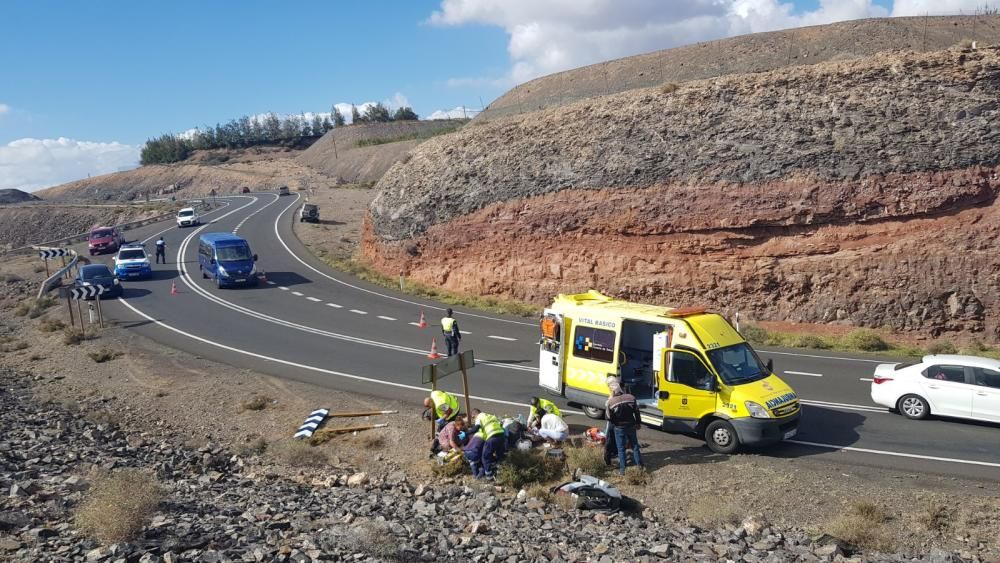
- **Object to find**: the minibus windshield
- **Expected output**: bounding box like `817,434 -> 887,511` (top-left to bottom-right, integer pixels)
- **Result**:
216,245 -> 252,262
706,343 -> 769,385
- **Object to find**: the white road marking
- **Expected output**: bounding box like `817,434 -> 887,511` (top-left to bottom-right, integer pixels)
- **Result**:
232,195 -> 280,235
307,297 -> 321,302
140,200 -> 235,244
860,378 -> 874,382
788,440 -> 1000,469
114,296 -> 1000,471
377,315 -> 397,321
408,322 -> 423,327
800,398 -> 885,414
350,309 -> 368,315
488,335 -> 517,341
785,370 -> 823,377
326,303 -> 343,309
279,286 -> 289,291
266,281 -> 276,285
460,330 -> 472,335
292,291 -> 304,296
271,195 -> 534,327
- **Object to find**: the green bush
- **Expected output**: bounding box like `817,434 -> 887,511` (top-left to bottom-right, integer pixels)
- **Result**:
926,341 -> 957,355
793,335 -> 831,350
842,329 -> 889,352
565,446 -> 608,479
495,450 -> 564,489
739,325 -> 770,345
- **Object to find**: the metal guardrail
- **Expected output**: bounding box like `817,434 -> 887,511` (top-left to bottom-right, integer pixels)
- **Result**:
35,247 -> 79,299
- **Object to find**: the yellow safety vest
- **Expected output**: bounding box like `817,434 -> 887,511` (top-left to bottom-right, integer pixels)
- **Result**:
441,317 -> 456,334
475,413 -> 504,440
533,398 -> 562,418
431,390 -> 460,420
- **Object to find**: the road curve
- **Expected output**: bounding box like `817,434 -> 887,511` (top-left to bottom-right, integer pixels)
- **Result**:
69,194 -> 1000,482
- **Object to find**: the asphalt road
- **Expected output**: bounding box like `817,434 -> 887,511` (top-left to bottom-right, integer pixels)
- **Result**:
72,194 -> 1000,481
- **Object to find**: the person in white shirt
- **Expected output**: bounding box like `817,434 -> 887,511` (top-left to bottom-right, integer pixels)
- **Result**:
537,412 -> 569,443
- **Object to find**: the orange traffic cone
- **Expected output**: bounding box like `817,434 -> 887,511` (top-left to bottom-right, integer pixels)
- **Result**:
259,270 -> 267,283
427,338 -> 442,360
170,281 -> 177,296
417,311 -> 428,329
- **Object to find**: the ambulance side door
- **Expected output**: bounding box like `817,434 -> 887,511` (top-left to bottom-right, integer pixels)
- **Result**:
658,346 -> 718,431
538,310 -> 564,393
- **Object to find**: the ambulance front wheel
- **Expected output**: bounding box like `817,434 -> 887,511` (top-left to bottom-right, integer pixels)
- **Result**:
705,419 -> 740,454
582,406 -> 605,420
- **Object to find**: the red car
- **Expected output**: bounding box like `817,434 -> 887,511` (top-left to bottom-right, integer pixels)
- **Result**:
88,226 -> 124,256
241,186 -> 250,193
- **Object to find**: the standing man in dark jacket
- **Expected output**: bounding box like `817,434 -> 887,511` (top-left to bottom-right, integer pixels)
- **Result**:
606,382 -> 643,474
155,236 -> 167,264
441,308 -> 461,357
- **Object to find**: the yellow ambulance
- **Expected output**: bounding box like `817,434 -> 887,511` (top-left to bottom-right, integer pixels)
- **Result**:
538,291 -> 800,453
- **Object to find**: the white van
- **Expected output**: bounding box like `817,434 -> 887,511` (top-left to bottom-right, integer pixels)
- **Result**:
176,207 -> 199,228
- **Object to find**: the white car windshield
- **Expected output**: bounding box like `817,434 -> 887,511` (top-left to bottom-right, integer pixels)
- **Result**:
178,210 -> 194,217
118,249 -> 145,260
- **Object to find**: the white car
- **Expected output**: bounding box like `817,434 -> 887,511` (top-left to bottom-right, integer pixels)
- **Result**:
176,207 -> 199,228
870,354 -> 1000,423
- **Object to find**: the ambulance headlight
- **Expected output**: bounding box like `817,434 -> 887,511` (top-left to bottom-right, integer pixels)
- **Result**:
745,401 -> 771,419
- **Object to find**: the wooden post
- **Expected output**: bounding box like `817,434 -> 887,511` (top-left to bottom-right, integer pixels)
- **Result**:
66,293 -> 75,327
459,353 -> 472,424
429,365 -> 437,440
96,295 -> 105,328
60,255 -> 66,277
77,300 -> 85,339
43,257 -> 49,277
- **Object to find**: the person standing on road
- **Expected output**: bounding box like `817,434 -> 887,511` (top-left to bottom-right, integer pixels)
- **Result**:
441,308 -> 461,357
606,382 -> 643,475
155,237 -> 167,264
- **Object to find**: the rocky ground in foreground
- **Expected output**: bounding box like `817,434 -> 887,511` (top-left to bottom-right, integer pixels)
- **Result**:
0,365 -> 976,563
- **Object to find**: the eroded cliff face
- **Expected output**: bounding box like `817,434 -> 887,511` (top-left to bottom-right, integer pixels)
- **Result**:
366,46 -> 1000,341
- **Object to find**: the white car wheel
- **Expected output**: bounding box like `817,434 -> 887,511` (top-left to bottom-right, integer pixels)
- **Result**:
898,394 -> 929,420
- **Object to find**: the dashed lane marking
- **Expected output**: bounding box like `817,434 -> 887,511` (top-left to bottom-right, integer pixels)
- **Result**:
488,335 -> 517,342
377,316 -> 397,321
860,378 -> 874,382
279,286 -> 289,291
326,303 -> 343,309
785,370 -> 823,377
266,281 -> 276,285
350,309 -> 368,315
307,297 -> 322,302
292,291 -> 304,296
408,322 -> 422,327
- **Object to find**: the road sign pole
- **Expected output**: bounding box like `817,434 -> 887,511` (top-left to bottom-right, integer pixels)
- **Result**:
43,257 -> 49,277
66,293 -> 75,327
429,365 -> 437,440
77,300 -> 85,339
96,295 -> 105,328
459,353 -> 472,423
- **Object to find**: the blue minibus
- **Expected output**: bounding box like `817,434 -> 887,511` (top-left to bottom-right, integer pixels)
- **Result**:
197,232 -> 259,288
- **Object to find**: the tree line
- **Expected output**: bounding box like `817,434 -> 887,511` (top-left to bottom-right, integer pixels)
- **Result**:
140,102 -> 419,165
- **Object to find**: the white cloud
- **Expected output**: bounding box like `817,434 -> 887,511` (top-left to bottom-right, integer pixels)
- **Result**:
430,0 -> 891,85
891,0 -> 994,15
0,137 -> 140,193
427,106 -> 480,120
0,103 -> 9,117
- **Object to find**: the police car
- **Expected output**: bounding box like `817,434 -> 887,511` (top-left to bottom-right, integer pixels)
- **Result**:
113,243 -> 153,280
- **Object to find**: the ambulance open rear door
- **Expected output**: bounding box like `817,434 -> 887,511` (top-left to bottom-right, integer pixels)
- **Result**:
538,309 -> 564,393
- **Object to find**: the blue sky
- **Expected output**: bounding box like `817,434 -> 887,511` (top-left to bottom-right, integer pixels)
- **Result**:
0,0 -> 986,191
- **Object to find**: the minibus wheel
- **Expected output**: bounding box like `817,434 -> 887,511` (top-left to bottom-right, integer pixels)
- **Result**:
704,419 -> 739,454
582,406 -> 605,420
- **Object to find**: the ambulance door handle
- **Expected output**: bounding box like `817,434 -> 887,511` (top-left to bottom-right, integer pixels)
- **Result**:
551,358 -> 558,366
659,391 -> 669,400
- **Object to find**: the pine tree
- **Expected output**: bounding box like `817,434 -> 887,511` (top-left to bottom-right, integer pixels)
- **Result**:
350,105 -> 361,124
363,102 -> 392,123
322,116 -> 333,132
392,106 -> 419,121
333,107 -> 346,127
311,115 -> 324,136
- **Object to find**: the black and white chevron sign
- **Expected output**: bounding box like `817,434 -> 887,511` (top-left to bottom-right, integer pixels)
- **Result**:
293,408 -> 329,439
38,248 -> 70,259
70,286 -> 106,300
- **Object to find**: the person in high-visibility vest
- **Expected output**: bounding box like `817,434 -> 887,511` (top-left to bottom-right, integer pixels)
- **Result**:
423,390 -> 460,431
441,308 -> 461,357
468,409 -> 507,479
527,396 -> 562,429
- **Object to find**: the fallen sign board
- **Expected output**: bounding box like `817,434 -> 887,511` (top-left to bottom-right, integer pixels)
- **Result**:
294,408 -> 330,439
421,349 -> 475,384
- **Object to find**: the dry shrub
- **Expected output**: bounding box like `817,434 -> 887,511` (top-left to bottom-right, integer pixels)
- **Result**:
688,496 -> 743,527
842,329 -> 889,352
794,335 -> 831,350
918,503 -> 951,532
75,469 -> 162,544
359,434 -> 385,449
565,445 -> 608,479
2,341 -> 30,352
926,341 -> 957,355
88,348 -> 121,363
827,500 -> 893,551
432,456 -> 470,478
37,318 -> 66,333
240,395 -> 271,411
16,295 -> 57,318
495,450 -> 564,489
33,264 -> 46,273
623,466 -> 649,486
740,325 -> 770,345
344,521 -> 401,559
63,328 -> 87,345
525,483 -> 554,502
29,353 -> 44,361
0,272 -> 24,283
85,410 -> 120,427
661,82 -> 679,94
271,439 -> 329,467
238,437 -> 268,457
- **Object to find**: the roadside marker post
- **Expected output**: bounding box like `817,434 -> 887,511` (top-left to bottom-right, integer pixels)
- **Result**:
70,286 -> 106,337
421,350 -> 476,440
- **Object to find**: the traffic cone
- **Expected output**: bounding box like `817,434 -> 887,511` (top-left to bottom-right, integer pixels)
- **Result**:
427,338 -> 442,360
417,311 -> 428,329
259,270 -> 267,283
170,281 -> 177,296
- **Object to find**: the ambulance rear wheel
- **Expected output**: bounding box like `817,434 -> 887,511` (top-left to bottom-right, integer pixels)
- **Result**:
705,419 -> 740,454
582,406 -> 605,420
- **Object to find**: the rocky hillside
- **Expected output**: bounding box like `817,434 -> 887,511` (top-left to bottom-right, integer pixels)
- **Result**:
479,15 -> 1000,120
0,189 -> 40,205
296,119 -> 467,184
366,45 -> 1000,342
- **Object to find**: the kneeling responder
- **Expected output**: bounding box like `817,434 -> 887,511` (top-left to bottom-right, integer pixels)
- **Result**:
468,409 -> 507,479
527,396 -> 562,429
424,389 -> 461,431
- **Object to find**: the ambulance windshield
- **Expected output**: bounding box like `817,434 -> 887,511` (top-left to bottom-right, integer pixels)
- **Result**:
706,343 -> 769,385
